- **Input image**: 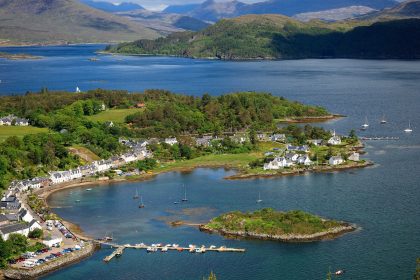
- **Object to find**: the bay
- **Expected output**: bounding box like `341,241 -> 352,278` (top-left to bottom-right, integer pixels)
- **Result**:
1,45 -> 419,279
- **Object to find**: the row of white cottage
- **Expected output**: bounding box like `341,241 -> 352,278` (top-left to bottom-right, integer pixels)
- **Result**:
0,115 -> 29,126
49,149 -> 151,184
264,152 -> 360,170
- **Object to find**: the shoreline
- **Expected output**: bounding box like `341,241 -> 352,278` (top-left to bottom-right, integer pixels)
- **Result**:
36,160 -> 372,237
3,242 -> 99,280
199,223 -> 357,242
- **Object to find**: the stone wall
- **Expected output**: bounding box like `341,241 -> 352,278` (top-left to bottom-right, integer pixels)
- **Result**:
3,242 -> 99,280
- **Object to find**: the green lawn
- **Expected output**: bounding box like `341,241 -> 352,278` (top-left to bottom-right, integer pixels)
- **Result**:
0,126 -> 49,142
86,108 -> 142,123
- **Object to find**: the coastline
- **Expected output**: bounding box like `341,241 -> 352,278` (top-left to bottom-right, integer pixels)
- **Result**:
199,223 -> 357,242
13,155 -> 371,276
36,159 -> 372,238
3,242 -> 99,280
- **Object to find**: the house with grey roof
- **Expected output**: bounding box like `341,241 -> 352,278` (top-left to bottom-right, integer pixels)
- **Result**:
329,156 -> 344,166
0,223 -> 30,240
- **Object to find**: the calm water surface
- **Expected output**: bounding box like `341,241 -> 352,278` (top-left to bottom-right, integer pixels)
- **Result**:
1,45 -> 419,279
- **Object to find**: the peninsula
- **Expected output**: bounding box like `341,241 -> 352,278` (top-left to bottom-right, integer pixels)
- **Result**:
0,52 -> 41,60
106,15 -> 420,60
200,208 -> 356,242
0,89 -> 368,277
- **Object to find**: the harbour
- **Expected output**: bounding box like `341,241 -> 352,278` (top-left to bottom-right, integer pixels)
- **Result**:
101,242 -> 246,263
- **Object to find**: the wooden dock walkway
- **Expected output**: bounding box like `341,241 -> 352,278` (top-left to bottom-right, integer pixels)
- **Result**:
360,136 -> 399,141
103,246 -> 125,262
100,241 -> 245,262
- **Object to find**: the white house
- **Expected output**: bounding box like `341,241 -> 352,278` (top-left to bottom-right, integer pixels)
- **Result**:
15,118 -> 29,126
285,152 -> 299,162
43,236 -> 63,247
121,153 -> 138,163
0,223 -> 30,240
348,152 -> 360,161
19,209 -> 34,223
94,160 -> 112,172
308,139 -> 323,146
29,219 -> 42,231
297,155 -> 313,166
49,171 -> 72,184
328,131 -> 342,145
287,145 -> 309,152
70,169 -> 82,180
164,138 -> 178,146
329,156 -> 344,165
263,157 -> 286,170
270,134 -> 286,142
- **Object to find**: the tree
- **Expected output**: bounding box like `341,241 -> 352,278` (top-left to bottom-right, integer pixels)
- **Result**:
349,129 -> 357,139
415,258 -> 420,280
6,234 -> 28,255
28,228 -> 43,239
249,129 -> 257,145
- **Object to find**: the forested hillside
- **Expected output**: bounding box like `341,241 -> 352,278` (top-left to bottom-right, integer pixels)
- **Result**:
107,15 -> 420,59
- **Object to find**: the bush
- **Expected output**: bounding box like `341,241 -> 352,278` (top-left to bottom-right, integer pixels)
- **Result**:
28,228 -> 43,239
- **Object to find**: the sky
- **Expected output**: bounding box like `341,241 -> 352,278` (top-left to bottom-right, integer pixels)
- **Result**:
108,0 -> 261,11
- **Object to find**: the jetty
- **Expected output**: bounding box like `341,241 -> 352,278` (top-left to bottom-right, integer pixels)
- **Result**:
99,241 -> 245,262
360,136 -> 399,141
103,246 -> 125,262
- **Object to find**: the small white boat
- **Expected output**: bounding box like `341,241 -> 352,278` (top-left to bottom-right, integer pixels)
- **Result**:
195,248 -> 204,253
172,244 -> 179,248
86,188 -> 92,191
161,247 -> 168,252
146,247 -> 157,253
209,245 -> 216,249
256,191 -> 263,203
335,269 -> 345,275
181,184 -> 188,202
380,114 -> 387,124
75,86 -> 81,93
404,121 -> 413,133
361,116 -> 369,130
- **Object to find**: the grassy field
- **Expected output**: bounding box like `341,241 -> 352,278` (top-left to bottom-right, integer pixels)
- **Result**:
154,153 -> 260,174
68,145 -> 100,163
86,108 -> 142,123
0,126 -> 49,142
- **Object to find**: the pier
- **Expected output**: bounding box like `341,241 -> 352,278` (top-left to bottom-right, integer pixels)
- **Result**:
360,136 -> 399,141
100,241 -> 245,262
103,246 -> 125,262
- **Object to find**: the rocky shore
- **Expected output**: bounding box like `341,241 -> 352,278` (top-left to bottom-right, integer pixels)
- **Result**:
225,160 -> 373,180
3,242 -> 99,280
199,223 -> 357,242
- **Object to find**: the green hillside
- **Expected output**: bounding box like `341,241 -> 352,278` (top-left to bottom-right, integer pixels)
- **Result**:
107,14 -> 420,59
0,0 -> 160,45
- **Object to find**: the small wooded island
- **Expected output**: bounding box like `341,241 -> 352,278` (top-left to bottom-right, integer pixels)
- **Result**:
200,208 -> 356,242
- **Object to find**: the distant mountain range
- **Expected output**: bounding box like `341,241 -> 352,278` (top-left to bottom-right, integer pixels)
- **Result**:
164,0 -> 399,22
294,6 -> 377,22
107,1 -> 420,60
115,10 -> 210,34
80,0 -> 144,12
0,0 -> 159,45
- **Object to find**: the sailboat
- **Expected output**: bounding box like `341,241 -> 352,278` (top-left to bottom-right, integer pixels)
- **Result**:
404,121 -> 413,133
75,86 -> 81,93
361,116 -> 369,130
133,188 -> 139,199
139,196 -> 145,208
380,114 -> 387,124
181,184 -> 188,202
104,232 -> 113,241
256,192 -> 263,203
